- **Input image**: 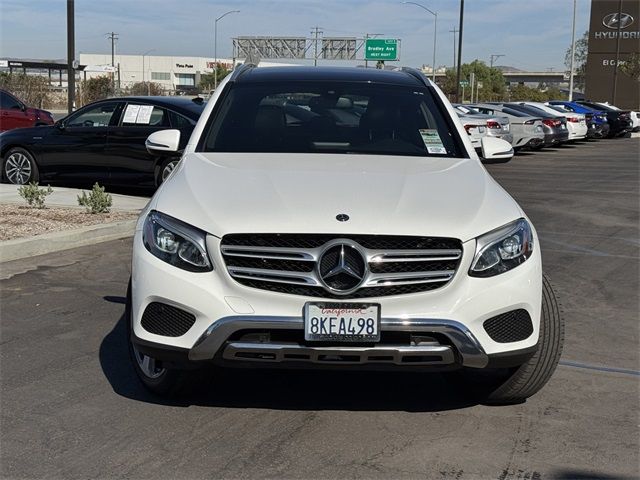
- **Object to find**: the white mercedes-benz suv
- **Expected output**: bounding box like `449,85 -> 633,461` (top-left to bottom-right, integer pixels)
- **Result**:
128,65 -> 564,404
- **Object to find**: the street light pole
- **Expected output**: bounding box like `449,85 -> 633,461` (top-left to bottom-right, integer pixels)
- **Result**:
455,0 -> 465,103
214,10 -> 240,90
402,2 -> 437,82
142,49 -> 155,95
568,0 -> 577,101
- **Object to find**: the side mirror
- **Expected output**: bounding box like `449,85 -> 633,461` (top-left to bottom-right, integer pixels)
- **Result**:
480,136 -> 513,163
146,129 -> 181,155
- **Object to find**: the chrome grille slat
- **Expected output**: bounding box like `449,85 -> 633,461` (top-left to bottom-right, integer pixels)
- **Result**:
368,248 -> 461,263
366,270 -> 455,286
227,266 -> 320,286
221,234 -> 463,298
221,245 -> 318,261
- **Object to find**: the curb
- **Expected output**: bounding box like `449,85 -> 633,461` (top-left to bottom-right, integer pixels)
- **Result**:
0,220 -> 137,263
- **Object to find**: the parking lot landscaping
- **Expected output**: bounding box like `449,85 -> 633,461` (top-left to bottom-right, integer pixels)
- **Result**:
0,203 -> 137,241
0,137 -> 638,479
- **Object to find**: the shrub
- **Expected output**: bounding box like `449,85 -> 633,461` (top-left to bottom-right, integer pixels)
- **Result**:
77,183 -> 113,214
0,73 -> 51,109
129,81 -> 164,96
17,182 -> 53,209
79,75 -> 113,105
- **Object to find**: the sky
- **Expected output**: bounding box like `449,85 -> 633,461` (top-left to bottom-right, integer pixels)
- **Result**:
0,0 -> 591,71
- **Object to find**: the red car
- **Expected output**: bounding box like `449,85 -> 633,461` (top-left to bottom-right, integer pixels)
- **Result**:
0,89 -> 54,132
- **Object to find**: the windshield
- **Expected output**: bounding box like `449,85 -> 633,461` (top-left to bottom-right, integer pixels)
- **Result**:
199,82 -> 466,158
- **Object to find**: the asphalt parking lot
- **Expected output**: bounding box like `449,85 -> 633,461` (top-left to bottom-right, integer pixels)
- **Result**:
1,138 -> 638,479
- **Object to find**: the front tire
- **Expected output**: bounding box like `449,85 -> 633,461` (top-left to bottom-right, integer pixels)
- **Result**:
126,281 -> 192,396
483,274 -> 564,404
3,147 -> 40,185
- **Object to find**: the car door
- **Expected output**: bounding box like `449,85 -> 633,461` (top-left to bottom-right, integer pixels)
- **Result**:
37,100 -> 123,183
0,91 -> 33,132
107,102 -> 170,186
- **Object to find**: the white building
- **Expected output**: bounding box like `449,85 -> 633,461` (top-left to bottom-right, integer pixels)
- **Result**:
79,54 -> 295,93
79,53 -> 237,92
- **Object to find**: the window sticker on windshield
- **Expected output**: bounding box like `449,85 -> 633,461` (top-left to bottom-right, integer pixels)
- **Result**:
419,129 -> 447,154
136,105 -> 154,124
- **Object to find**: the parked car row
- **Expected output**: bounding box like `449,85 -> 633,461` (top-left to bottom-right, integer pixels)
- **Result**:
453,99 -> 636,161
0,93 -> 205,186
0,83 -> 637,187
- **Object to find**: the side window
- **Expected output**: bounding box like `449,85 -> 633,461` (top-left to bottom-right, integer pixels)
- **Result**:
0,92 -> 22,110
168,110 -> 195,129
67,103 -> 118,128
121,104 -> 169,127
563,105 -> 575,112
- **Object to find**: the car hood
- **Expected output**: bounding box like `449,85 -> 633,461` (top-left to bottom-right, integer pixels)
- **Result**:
154,153 -> 523,242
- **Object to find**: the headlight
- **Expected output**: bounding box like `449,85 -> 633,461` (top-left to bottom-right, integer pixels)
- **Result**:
469,218 -> 533,278
143,211 -> 212,272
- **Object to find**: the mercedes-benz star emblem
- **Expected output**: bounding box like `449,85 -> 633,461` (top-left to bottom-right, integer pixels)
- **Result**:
318,242 -> 366,294
603,12 -> 634,30
336,213 -> 350,222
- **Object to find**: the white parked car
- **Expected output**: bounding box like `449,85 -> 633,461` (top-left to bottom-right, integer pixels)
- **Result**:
517,102 -> 588,141
128,65 -> 563,404
471,103 -> 545,150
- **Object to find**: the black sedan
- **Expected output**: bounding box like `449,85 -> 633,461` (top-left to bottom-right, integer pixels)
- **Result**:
575,101 -> 633,137
0,96 -> 205,187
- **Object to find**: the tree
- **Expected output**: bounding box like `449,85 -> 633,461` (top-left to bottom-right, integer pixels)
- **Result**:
620,53 -> 640,82
565,30 -> 588,91
199,64 -> 231,91
129,81 -> 163,96
440,60 -> 506,102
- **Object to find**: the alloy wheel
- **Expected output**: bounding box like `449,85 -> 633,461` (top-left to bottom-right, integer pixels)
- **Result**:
5,152 -> 32,185
161,160 -> 179,182
132,345 -> 166,379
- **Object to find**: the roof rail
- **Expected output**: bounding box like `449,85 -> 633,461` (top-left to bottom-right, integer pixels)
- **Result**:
229,63 -> 256,83
398,67 -> 431,88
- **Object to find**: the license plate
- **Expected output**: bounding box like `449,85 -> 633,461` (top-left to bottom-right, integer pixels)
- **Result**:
304,302 -> 381,342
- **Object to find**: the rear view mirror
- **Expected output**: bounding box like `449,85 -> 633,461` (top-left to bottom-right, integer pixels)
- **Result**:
480,136 -> 513,163
146,129 -> 181,155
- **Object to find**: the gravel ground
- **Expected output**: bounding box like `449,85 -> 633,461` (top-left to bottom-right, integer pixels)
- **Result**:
0,204 -> 138,241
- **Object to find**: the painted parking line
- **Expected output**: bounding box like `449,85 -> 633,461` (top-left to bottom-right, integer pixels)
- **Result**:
559,360 -> 640,377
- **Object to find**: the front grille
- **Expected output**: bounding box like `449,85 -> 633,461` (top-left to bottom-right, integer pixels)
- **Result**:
141,302 -> 196,337
483,309 -> 533,343
221,233 -> 463,299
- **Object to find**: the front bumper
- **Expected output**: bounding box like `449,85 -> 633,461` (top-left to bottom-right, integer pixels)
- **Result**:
131,227 -> 543,369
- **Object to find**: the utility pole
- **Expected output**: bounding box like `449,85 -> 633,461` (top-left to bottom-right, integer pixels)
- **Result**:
107,32 -> 119,93
490,54 -> 505,68
311,26 -> 323,67
455,0 -> 464,103
107,32 -> 118,67
66,0 -> 75,114
449,27 -> 458,69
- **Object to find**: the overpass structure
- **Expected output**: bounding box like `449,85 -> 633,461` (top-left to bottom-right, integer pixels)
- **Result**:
432,70 -> 567,84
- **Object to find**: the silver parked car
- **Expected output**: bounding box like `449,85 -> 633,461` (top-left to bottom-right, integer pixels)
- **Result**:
470,103 -> 545,151
453,105 -> 513,145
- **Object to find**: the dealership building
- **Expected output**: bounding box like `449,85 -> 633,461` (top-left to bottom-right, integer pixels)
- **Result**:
585,0 -> 640,109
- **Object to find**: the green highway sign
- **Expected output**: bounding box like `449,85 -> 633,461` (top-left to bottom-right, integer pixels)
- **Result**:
459,80 -> 470,86
364,39 -> 399,61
